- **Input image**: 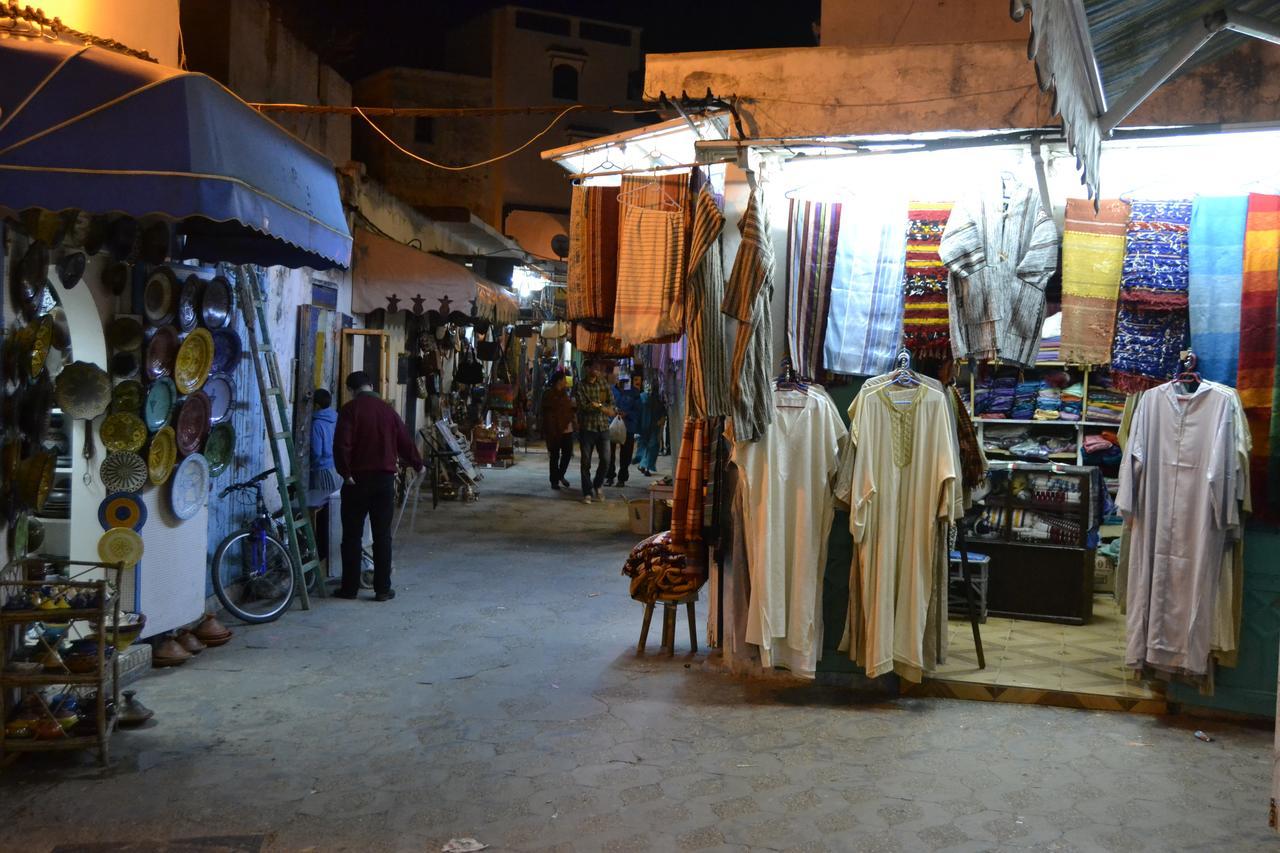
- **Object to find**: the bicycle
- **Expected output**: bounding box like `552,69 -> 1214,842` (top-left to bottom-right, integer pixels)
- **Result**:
210,469 -> 300,624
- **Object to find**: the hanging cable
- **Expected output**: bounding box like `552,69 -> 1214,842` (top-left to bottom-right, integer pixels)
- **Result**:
355,104 -> 584,171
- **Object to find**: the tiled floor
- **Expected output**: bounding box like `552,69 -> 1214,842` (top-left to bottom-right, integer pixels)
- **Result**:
935,595 -> 1163,700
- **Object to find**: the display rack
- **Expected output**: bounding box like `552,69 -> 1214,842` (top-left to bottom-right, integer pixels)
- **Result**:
0,560 -> 124,766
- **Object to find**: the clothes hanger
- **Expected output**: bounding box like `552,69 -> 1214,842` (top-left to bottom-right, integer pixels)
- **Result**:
774,355 -> 810,407
571,155 -> 620,186
1173,349 -> 1201,394
617,176 -> 681,211
889,347 -> 920,387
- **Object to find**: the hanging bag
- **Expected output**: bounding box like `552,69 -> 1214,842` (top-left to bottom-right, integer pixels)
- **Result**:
608,414 -> 627,444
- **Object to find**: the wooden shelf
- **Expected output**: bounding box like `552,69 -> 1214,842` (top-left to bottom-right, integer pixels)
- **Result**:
0,671 -> 105,686
0,608 -> 105,624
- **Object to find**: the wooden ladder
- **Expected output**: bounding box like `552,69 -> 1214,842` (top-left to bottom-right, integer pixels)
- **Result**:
235,265 -> 321,609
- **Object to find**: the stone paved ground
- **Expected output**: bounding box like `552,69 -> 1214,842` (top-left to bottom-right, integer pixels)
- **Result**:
1,451 -> 1276,852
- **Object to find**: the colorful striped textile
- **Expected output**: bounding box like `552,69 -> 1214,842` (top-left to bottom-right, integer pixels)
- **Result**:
786,199 -> 839,378
723,191 -> 776,442
901,203 -> 953,357
684,184 -> 731,419
823,200 -> 907,376
572,323 -> 632,357
1110,200 -> 1191,392
670,417 -> 710,560
1060,198 -> 1129,364
613,174 -> 690,345
566,184 -> 620,330
1188,196 -> 1249,387
1237,193 -> 1280,514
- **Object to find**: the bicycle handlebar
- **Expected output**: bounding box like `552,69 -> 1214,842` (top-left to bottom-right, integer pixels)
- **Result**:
218,468 -> 278,499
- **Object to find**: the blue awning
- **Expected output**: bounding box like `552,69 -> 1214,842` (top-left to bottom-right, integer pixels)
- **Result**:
0,39 -> 351,270
1014,1 -> 1280,201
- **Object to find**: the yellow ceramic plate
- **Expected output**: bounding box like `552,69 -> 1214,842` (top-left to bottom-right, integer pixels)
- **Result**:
99,412 -> 147,453
30,316 -> 53,379
97,527 -> 144,567
174,328 -> 213,395
147,426 -> 177,486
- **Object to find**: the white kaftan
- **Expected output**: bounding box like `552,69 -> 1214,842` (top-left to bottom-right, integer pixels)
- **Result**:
1118,382 -> 1238,676
849,383 -> 960,680
733,384 -> 845,677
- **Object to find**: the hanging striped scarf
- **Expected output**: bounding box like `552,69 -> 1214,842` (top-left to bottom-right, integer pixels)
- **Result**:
900,203 -> 953,357
1188,196 -> 1249,386
613,174 -> 690,346
823,200 -> 907,376
1237,193 -> 1280,514
786,199 -> 839,378
566,184 -> 620,330
1110,200 -> 1192,392
671,417 -> 710,561
684,184 -> 731,419
1060,198 -> 1129,364
723,190 -> 775,442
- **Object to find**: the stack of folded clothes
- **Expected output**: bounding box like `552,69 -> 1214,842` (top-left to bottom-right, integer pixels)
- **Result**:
1086,388 -> 1126,424
1011,381 -> 1040,420
976,376 -> 1016,418
1082,432 -> 1123,468
1060,382 -> 1084,421
1034,385 -> 1062,420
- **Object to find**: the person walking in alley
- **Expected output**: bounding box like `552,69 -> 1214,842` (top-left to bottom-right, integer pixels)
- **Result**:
333,371 -> 423,601
606,371 -> 642,486
542,372 -> 575,490
634,378 -> 667,477
307,388 -> 341,569
574,359 -> 615,504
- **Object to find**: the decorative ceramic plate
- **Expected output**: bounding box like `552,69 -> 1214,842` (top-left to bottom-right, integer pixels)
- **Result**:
174,328 -> 213,394
204,422 -> 234,477
18,377 -> 53,437
98,492 -> 147,531
54,361 -> 111,420
201,276 -> 234,329
203,372 -> 236,425
175,390 -> 211,456
56,251 -> 86,289
147,426 -> 177,486
14,452 -> 55,512
170,453 -> 210,521
109,351 -> 139,379
209,328 -> 242,376
105,316 -> 144,351
99,412 -> 147,453
100,450 -> 148,493
143,377 -> 176,432
102,261 -> 130,295
143,267 -> 178,326
97,527 -> 144,567
144,325 -> 179,380
110,379 -> 144,416
29,315 -> 53,379
177,274 -> 203,332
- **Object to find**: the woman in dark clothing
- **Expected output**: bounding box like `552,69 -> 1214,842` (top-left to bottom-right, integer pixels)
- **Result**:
541,373 -> 576,490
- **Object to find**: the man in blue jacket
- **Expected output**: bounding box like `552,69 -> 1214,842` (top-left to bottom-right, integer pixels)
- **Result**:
606,371 -> 642,487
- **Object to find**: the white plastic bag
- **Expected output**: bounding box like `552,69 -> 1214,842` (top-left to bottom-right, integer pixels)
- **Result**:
608,415 -> 627,444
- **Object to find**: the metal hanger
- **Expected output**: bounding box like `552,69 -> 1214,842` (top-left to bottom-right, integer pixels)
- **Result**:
889,347 -> 920,387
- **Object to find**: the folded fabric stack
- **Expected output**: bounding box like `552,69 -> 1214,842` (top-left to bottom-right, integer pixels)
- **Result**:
973,506 -> 1082,545
1060,382 -> 1084,421
1034,385 -> 1062,420
983,429 -> 1074,461
1012,381 -> 1040,420
1037,334 -> 1061,363
1086,388 -> 1126,424
975,376 -> 1016,418
621,531 -> 705,604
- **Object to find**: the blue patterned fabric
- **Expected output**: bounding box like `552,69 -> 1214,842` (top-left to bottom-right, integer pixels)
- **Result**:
1120,200 -> 1192,301
1188,196 -> 1249,386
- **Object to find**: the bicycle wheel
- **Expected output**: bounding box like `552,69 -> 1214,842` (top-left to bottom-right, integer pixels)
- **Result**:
211,527 -> 296,623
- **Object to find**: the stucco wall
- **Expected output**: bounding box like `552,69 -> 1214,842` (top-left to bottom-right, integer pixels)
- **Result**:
820,0 -> 1025,47
37,0 -> 181,64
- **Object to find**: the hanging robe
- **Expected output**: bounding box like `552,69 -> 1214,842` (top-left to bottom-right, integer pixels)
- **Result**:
733,384 -> 845,677
1118,382 -> 1238,676
938,178 -> 1060,367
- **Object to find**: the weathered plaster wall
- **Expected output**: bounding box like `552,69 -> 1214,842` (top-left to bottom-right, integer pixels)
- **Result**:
820,0 -> 1025,47
36,0 -> 181,65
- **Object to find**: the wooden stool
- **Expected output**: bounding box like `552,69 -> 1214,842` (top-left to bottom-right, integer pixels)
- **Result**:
637,592 -> 698,654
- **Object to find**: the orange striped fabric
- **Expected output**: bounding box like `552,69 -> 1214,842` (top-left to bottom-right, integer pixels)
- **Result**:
1237,193 -> 1280,513
613,173 -> 690,345
901,203 -> 953,357
566,184 -> 620,328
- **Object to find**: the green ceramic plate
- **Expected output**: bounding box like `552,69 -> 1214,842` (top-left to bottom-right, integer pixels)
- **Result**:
110,379 -> 144,416
204,422 -> 234,477
143,377 -> 176,433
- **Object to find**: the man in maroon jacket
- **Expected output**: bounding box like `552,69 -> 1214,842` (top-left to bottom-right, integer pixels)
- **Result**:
333,371 -> 423,601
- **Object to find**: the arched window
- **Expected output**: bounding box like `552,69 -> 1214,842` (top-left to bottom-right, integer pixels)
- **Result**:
552,64 -> 578,101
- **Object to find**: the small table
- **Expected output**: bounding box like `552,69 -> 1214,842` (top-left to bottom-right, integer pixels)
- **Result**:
647,482 -> 674,534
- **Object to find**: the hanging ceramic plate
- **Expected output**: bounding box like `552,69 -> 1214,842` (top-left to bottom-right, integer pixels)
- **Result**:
210,328 -> 242,375
19,377 -> 54,438
97,527 -> 144,567
13,452 -> 55,512
201,275 -> 234,329
143,377 -> 176,432
110,379 -> 144,416
174,328 -> 214,394
105,316 -> 144,351
102,261 -> 130,295
98,492 -> 147,532
56,251 -> 86,289
109,350 -> 140,379
203,372 -> 236,425
177,274 -> 203,332
204,422 -> 235,477
175,390 -> 211,456
54,361 -> 111,420
139,220 -> 170,265
143,267 -> 179,326
13,242 -> 48,319
147,426 -> 177,486
29,315 -> 53,380
100,450 -> 148,493
144,325 -> 179,380
170,453 -> 210,521
99,412 -> 147,453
